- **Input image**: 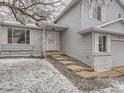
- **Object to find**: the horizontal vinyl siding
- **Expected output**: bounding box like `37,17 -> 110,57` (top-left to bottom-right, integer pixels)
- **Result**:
58,2 -> 93,67
61,32 -> 92,67
81,0 -> 124,29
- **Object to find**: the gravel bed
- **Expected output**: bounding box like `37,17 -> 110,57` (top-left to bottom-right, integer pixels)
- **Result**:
48,57 -> 124,93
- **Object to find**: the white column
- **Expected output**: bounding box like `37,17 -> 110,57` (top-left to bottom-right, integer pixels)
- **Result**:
0,25 -> 2,52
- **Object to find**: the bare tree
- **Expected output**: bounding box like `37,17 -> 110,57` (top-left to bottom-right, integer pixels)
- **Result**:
0,0 -> 65,24
0,0 -> 115,24
83,0 -> 113,8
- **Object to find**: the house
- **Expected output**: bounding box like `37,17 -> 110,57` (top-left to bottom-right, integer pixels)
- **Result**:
0,21 -> 66,57
54,0 -> 124,72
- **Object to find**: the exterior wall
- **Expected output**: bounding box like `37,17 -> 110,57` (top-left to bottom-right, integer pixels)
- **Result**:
57,2 -> 93,67
92,33 -> 112,72
112,35 -> 124,67
0,26 -> 43,54
54,0 -> 124,71
30,29 -> 43,53
81,0 -> 124,28
0,26 -> 60,55
1,26 -> 8,44
93,55 -> 112,72
102,22 -> 124,31
0,25 -> 2,52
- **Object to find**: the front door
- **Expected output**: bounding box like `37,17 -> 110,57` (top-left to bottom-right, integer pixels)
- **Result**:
46,31 -> 59,51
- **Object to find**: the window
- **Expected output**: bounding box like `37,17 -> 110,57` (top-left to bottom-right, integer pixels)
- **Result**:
99,35 -> 107,52
90,6 -> 103,21
97,6 -> 102,21
8,28 -> 30,44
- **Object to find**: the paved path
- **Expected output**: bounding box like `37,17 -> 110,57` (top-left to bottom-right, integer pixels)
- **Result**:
51,54 -> 123,79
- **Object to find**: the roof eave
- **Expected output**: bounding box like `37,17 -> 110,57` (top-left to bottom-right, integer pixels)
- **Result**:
54,0 -> 81,23
78,27 -> 124,36
0,22 -> 68,32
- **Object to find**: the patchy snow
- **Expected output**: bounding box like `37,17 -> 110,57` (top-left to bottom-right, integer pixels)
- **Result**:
0,58 -> 82,93
0,58 -> 124,93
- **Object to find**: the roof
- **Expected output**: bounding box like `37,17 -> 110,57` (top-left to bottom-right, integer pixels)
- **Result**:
54,0 -> 81,23
78,27 -> 124,36
96,18 -> 124,27
78,18 -> 124,36
54,0 -> 124,23
0,21 -> 67,32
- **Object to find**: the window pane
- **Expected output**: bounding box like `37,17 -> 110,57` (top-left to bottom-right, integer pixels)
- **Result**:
26,30 -> 30,44
13,29 -> 25,44
97,6 -> 101,21
8,28 -> 12,43
99,36 -> 103,52
99,35 -> 107,52
103,36 -> 106,52
93,7 -> 97,19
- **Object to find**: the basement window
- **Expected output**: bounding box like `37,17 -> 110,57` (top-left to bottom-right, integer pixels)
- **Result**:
99,35 -> 107,52
8,28 -> 30,44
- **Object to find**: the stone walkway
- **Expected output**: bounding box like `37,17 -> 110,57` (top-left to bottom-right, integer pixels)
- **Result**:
51,54 -> 124,79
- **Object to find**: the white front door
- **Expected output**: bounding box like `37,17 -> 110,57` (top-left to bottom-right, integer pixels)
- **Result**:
46,31 -> 59,51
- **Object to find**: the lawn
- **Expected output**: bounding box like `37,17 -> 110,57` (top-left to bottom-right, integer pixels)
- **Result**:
0,58 -> 123,93
0,58 -> 81,93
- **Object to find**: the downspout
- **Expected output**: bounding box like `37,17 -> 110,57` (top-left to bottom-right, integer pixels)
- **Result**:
42,23 -> 47,58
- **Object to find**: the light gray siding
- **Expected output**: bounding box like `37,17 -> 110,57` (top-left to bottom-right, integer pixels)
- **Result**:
57,2 -> 93,67
30,29 -> 43,53
81,0 -> 124,28
0,26 -> 60,55
112,35 -> 124,67
102,22 -> 124,31
112,40 -> 124,67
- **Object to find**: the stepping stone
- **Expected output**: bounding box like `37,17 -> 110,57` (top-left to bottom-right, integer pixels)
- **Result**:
76,71 -> 98,79
97,73 -> 109,78
59,61 -> 75,65
55,57 -> 67,60
113,67 -> 124,74
66,65 -> 89,72
53,56 -> 64,58
52,55 -> 62,57
105,71 -> 122,77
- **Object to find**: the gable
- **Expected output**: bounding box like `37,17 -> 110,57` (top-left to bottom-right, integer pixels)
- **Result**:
101,21 -> 124,31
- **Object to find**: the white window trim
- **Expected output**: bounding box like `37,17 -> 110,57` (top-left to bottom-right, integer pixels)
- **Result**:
95,33 -> 111,54
8,28 -> 30,45
98,34 -> 107,52
89,5 -> 106,22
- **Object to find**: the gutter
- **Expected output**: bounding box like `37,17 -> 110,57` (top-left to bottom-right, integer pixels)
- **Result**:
78,27 -> 124,36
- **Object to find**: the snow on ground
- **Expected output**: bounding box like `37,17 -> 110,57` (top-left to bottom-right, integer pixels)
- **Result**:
0,58 -> 82,93
0,58 -> 124,93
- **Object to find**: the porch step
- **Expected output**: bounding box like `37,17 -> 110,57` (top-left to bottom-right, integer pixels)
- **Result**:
0,54 -> 41,58
45,52 -> 64,56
